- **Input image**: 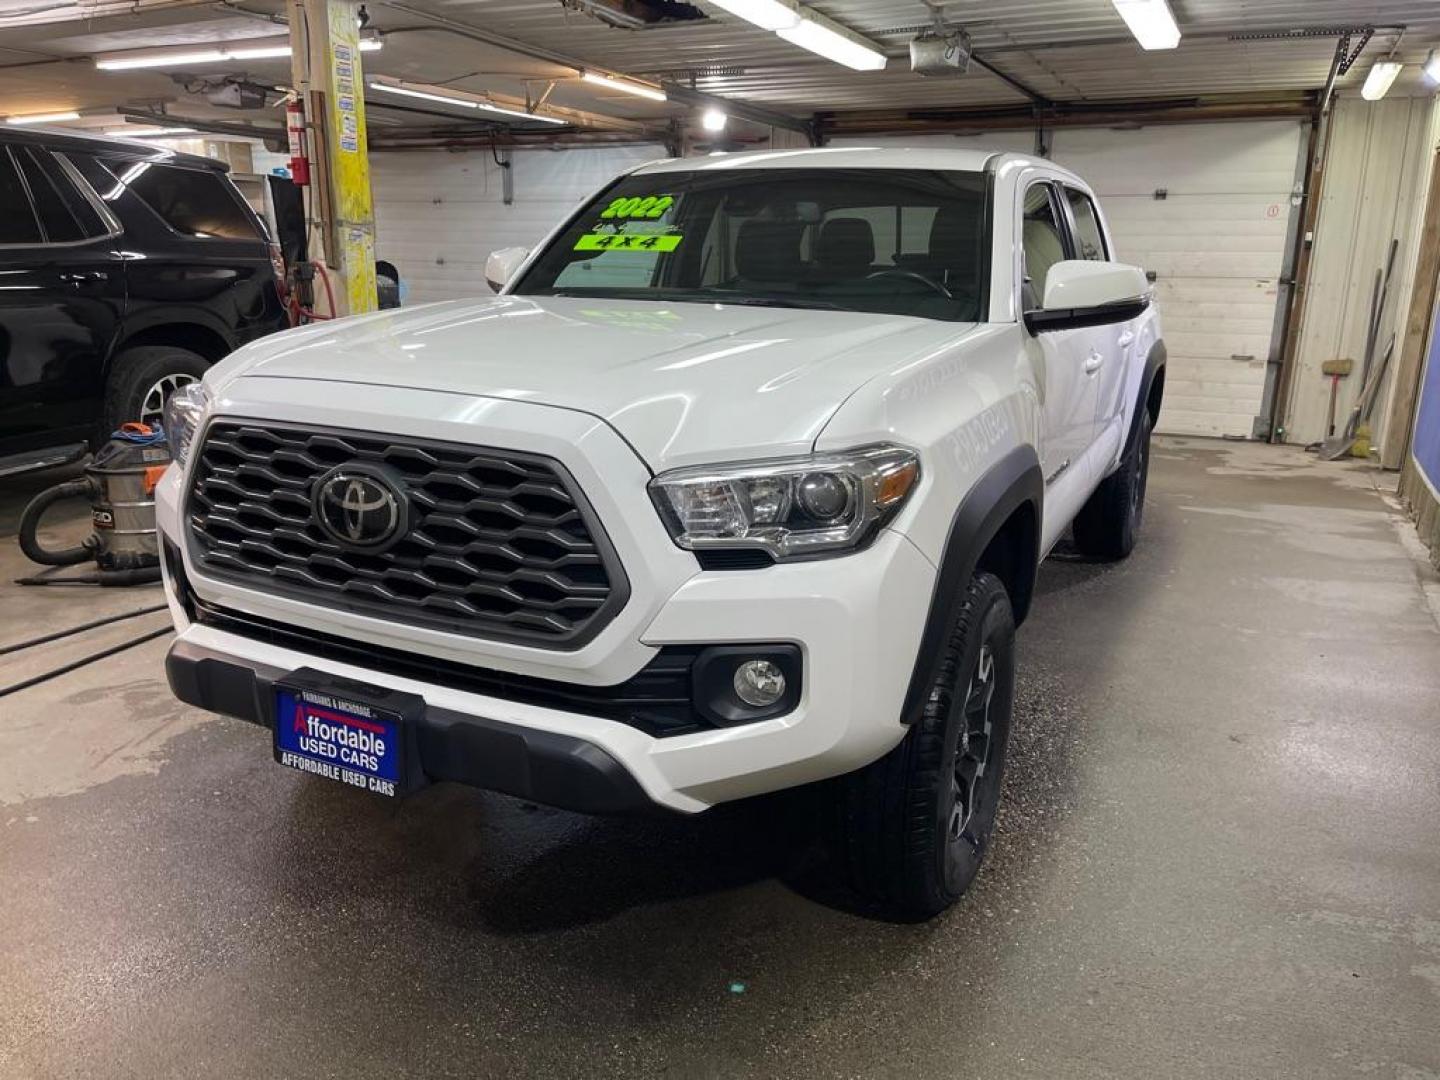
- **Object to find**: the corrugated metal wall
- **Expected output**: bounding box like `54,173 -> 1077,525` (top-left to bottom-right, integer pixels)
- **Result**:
1287,95 -> 1440,448
371,144 -> 667,302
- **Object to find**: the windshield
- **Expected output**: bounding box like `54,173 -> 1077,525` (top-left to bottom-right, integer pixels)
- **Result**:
513,167 -> 989,322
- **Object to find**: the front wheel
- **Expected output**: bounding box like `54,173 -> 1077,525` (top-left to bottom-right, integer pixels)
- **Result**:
832,571 -> 1016,921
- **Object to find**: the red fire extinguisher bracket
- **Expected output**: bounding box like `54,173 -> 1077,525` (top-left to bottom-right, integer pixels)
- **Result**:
286,98 -> 310,187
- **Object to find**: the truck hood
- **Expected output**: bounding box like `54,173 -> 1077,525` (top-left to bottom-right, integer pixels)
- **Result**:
217,295 -> 978,470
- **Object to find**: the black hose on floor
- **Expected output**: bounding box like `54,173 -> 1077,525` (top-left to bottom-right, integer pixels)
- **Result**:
0,603 -> 169,658
17,478 -> 96,566
0,625 -> 173,700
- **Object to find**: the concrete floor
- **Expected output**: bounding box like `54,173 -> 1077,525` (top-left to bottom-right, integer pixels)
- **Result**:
2,438 -> 1438,1080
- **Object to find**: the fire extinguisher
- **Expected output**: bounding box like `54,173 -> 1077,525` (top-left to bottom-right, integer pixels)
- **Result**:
286,96 -> 310,186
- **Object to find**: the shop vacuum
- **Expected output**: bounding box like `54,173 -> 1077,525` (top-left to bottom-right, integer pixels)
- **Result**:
17,423 -> 171,586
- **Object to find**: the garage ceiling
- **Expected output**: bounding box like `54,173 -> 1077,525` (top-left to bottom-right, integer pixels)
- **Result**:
1,0 -> 1438,141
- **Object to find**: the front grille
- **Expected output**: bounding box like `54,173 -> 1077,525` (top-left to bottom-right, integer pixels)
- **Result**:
192,598 -> 708,738
186,421 -> 628,648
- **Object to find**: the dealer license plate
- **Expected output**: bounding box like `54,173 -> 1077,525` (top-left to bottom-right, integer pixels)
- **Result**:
274,683 -> 404,798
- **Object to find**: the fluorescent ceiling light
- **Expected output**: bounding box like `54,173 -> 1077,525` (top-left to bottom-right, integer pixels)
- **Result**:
580,71 -> 667,101
1425,50 -> 1440,85
1111,0 -> 1181,50
478,102 -> 566,125
95,37 -> 378,70
367,81 -> 566,124
776,16 -> 886,71
6,111 -> 81,125
1361,60 -> 1404,100
706,0 -> 799,31
701,107 -> 727,132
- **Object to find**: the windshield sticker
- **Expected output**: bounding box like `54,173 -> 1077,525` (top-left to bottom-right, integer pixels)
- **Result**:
574,233 -> 683,252
599,194 -> 674,220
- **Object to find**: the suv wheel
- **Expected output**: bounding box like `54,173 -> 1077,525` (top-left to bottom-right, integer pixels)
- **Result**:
833,570 -> 1016,921
1072,407 -> 1152,559
102,346 -> 210,442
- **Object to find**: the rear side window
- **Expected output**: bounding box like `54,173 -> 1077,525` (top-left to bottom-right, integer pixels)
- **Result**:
106,159 -> 259,239
0,147 -> 42,245
1064,187 -> 1109,261
16,147 -> 84,242
34,150 -> 111,239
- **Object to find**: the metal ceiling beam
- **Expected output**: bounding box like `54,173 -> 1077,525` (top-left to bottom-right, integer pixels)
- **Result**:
115,106 -> 284,144
376,0 -> 814,139
818,93 -> 1317,137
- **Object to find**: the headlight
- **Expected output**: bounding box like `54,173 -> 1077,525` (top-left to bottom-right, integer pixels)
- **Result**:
649,445 -> 920,561
163,382 -> 211,466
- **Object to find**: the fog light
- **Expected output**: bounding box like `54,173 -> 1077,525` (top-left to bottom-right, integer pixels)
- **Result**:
733,659 -> 786,708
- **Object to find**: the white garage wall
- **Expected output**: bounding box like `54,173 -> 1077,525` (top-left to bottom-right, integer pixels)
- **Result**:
1286,95 -> 1440,449
837,122 -> 1305,438
371,144 -> 669,302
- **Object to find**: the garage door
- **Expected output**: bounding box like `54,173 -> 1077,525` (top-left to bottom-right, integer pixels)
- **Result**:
837,122 -> 1304,437
372,144 -> 667,303
1053,122 -> 1303,437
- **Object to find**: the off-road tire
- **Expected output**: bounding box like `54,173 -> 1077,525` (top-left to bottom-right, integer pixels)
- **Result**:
833,571 -> 1016,921
1072,407 -> 1152,559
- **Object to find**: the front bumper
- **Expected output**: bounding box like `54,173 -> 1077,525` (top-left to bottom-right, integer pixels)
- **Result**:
156,379 -> 937,813
166,638 -> 657,814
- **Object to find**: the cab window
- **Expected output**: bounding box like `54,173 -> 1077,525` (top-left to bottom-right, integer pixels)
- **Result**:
1063,187 -> 1109,261
1021,183 -> 1068,308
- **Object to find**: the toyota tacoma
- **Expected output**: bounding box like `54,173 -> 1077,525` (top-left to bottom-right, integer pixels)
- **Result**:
158,147 -> 1165,920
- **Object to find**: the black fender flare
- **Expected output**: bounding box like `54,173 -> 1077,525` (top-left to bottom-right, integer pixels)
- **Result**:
1122,339 -> 1167,461
900,444 -> 1043,725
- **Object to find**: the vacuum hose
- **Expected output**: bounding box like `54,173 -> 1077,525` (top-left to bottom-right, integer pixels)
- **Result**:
17,479 -> 98,566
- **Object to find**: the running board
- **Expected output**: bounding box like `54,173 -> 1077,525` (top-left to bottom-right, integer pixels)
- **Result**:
0,442 -> 88,478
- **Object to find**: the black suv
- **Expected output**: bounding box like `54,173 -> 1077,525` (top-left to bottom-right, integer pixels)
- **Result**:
0,127 -> 288,475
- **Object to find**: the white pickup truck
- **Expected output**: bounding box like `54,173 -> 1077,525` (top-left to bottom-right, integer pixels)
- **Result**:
158,147 -> 1164,920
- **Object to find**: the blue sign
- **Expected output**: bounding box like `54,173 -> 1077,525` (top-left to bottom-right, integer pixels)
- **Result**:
274,685 -> 401,797
1414,300 -> 1440,495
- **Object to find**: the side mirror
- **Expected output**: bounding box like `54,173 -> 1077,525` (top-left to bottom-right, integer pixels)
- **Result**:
484,246 -> 530,293
1025,260 -> 1150,333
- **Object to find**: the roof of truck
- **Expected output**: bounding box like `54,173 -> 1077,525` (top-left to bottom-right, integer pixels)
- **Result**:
632,146 -> 1070,179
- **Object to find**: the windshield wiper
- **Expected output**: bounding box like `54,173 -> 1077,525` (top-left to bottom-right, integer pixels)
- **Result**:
541,288 -> 843,311
695,293 -> 844,311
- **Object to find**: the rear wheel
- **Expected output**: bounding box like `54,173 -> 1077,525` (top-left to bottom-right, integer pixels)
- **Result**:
832,571 -> 1016,921
102,346 -> 210,442
1072,407 -> 1152,559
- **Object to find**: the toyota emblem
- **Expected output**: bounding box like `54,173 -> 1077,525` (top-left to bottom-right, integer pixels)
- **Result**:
312,465 -> 408,551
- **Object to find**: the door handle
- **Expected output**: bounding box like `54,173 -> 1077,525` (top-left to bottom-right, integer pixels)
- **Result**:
59,270 -> 109,283
1117,329 -> 1135,347
1084,352 -> 1104,375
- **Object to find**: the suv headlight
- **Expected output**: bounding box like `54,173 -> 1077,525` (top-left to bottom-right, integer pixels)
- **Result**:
163,382 -> 211,467
649,445 -> 920,561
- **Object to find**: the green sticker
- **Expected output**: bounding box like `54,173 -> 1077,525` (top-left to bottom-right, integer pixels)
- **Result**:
575,233 -> 683,252
599,194 -> 675,220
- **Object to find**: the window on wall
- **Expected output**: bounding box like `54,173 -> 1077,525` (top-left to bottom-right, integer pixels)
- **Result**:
1064,188 -> 1109,261
0,147 -> 42,245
